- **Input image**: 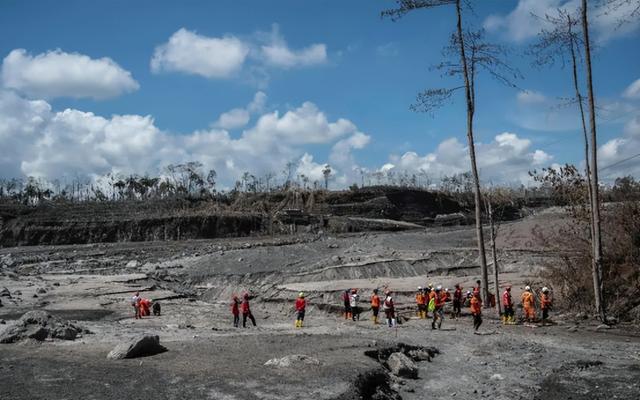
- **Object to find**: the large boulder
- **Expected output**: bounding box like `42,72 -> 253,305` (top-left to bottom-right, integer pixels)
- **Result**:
107,335 -> 167,360
386,352 -> 418,379
0,310 -> 83,344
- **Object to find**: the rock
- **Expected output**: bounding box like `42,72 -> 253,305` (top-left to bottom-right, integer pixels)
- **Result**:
52,282 -> 60,287
386,352 -> 418,379
36,288 -> 47,294
605,316 -> 618,325
328,243 -> 339,249
0,324 -> 49,343
331,255 -> 341,263
13,290 -> 22,296
407,349 -> 431,362
567,326 -> 578,333
490,374 -> 504,381
264,354 -> 320,368
107,335 -> 167,360
0,287 -> 11,297
20,310 -> 52,326
596,324 -> 611,331
0,319 -> 4,324
125,260 -> 140,269
51,326 -> 78,340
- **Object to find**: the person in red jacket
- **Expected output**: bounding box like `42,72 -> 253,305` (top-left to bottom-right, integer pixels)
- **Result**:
231,295 -> 240,328
502,286 -> 514,324
452,284 -> 463,319
242,293 -> 256,328
138,298 -> 151,317
342,289 -> 352,320
470,293 -> 482,332
295,292 -> 307,328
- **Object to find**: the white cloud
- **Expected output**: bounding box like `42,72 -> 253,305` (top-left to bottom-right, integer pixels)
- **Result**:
260,25 -> 327,68
213,91 -> 267,130
383,132 -> 553,185
484,0 -> 640,43
0,90 -> 368,189
517,90 -> 547,105
151,28 -> 249,78
623,78 -> 640,99
598,114 -> 640,178
1,49 -> 139,100
376,42 -> 399,57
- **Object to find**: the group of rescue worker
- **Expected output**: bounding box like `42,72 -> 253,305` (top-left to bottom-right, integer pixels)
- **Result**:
130,291 -> 160,319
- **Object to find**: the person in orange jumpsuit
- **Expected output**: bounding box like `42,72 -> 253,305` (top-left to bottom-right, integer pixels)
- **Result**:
540,287 -> 552,325
470,293 -> 482,331
139,298 -> 151,317
472,280 -> 482,304
521,286 -> 536,322
502,286 -> 514,324
416,287 -> 426,319
231,295 -> 240,328
295,292 -> 307,328
370,289 -> 381,324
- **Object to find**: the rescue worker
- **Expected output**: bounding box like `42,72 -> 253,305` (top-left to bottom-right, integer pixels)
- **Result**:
139,297 -> 151,317
502,286 -> 514,324
131,291 -> 141,319
295,292 -> 307,328
540,287 -> 552,325
452,284 -> 463,319
473,280 -> 482,303
231,295 -> 240,328
242,293 -> 257,328
370,289 -> 381,324
444,288 -> 451,302
431,286 -> 445,330
416,286 -> 426,319
424,286 -> 433,318
342,289 -> 352,320
470,293 -> 482,332
152,301 -> 161,316
521,286 -> 536,323
350,288 -> 360,321
383,290 -> 396,327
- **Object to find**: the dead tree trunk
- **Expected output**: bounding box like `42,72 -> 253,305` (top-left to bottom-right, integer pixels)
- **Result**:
455,0 -> 490,306
581,0 -> 606,321
487,200 -> 502,315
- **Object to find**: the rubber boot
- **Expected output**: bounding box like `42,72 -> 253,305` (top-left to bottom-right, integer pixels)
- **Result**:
501,315 -> 506,325
391,318 -> 397,327
294,320 -> 299,328
300,320 -> 303,328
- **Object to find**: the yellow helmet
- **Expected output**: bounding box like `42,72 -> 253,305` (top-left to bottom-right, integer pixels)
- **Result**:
299,292 -> 305,298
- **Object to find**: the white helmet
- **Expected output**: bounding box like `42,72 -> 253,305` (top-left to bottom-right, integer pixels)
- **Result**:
542,287 -> 549,293
436,285 -> 442,291
525,286 -> 531,291
418,286 -> 423,290
445,288 -> 449,292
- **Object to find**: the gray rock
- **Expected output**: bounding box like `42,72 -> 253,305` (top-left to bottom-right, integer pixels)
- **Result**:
264,354 -> 320,368
51,326 -> 78,340
407,349 -> 431,362
20,310 -> 52,326
107,335 -> 167,359
13,290 -> 22,296
36,288 -> 47,294
0,287 -> 10,297
386,352 -> 418,379
0,324 -> 49,343
596,324 -> 611,331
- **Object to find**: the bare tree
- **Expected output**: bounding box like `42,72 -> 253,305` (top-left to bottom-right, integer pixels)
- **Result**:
581,0 -> 607,321
322,165 -> 332,190
383,1 -> 520,306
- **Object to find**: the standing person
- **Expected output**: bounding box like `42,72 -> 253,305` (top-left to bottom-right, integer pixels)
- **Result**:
431,286 -> 445,330
540,287 -> 552,326
502,286 -> 514,325
416,287 -> 426,319
370,289 -> 381,324
470,293 -> 482,332
473,280 -> 482,305
295,292 -> 307,328
426,286 -> 436,319
452,284 -> 463,319
521,286 -> 536,323
342,289 -> 352,320
139,297 -> 151,317
131,291 -> 141,319
383,290 -> 396,327
350,289 -> 360,321
231,295 -> 240,328
242,293 -> 257,328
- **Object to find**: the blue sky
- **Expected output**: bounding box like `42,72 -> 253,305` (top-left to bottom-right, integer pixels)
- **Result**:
1,0 -> 639,188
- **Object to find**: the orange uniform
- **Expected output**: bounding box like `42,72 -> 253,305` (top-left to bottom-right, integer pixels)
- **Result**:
416,292 -> 426,305
521,291 -> 535,320
371,294 -> 380,308
470,296 -> 481,315
541,293 -> 552,310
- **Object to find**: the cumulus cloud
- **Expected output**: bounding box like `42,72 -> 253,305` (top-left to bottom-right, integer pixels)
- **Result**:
0,90 -> 368,189
260,25 -> 327,68
213,91 -> 267,130
484,0 -> 640,43
151,28 -> 249,78
623,78 -> 640,99
383,132 -> 553,185
1,49 -> 139,100
598,114 -> 640,178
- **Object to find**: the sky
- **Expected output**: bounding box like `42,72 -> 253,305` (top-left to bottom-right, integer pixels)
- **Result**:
0,0 -> 639,189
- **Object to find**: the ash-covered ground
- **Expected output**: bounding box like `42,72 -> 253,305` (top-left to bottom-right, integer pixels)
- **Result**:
1,209 -> 639,400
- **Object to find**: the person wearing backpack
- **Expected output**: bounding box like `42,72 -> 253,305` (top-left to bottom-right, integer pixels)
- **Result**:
383,290 -> 396,327
295,292 -> 307,328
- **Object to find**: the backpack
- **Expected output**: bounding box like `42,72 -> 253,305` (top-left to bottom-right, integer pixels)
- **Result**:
428,298 -> 436,312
